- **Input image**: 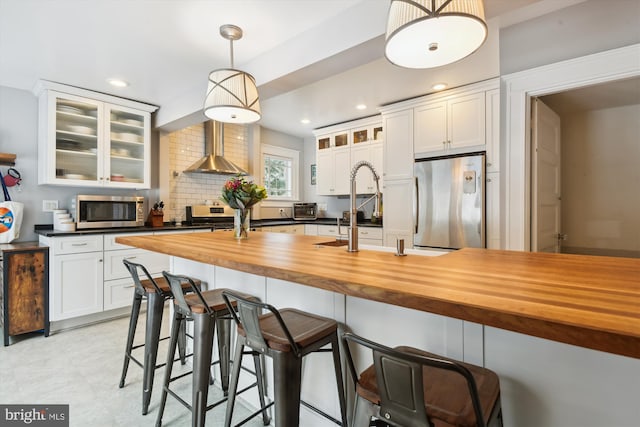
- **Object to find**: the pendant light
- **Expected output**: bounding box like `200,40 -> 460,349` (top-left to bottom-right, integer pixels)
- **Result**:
204,24 -> 261,123
385,0 -> 487,69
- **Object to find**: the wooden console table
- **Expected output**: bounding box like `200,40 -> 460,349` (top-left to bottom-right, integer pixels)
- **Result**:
1,242 -> 49,346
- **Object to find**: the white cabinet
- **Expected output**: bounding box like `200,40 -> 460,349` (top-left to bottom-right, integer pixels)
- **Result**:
317,224 -> 347,239
414,91 -> 485,156
103,232 -> 169,310
351,141 -> 383,193
261,224 -> 305,234
358,227 -> 383,246
34,80 -> 157,188
315,117 -> 383,196
485,88 -> 500,173
40,235 -> 104,321
382,109 -> 414,180
304,224 -> 319,236
40,231 -> 171,322
486,172 -> 501,249
316,146 -> 350,195
382,179 -> 414,248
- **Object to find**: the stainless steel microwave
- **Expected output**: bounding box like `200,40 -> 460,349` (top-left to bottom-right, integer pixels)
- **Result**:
293,203 -> 317,220
76,195 -> 145,229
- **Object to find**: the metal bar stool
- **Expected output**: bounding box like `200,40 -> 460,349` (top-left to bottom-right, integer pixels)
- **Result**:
119,259 -> 201,415
222,290 -> 348,427
342,332 -> 503,427
156,272 -> 270,427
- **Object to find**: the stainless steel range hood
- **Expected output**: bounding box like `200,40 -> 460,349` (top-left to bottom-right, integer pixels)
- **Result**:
184,120 -> 247,175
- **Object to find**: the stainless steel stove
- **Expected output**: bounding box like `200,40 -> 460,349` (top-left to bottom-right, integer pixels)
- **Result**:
186,203 -> 235,230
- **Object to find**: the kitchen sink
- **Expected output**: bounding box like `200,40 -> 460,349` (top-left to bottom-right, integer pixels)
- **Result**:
314,239 -> 348,247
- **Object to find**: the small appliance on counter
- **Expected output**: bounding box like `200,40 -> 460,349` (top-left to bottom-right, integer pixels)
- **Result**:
293,203 -> 317,220
75,195 -> 145,229
342,210 -> 365,222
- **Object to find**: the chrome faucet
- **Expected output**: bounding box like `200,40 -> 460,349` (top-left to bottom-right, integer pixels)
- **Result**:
348,161 -> 382,252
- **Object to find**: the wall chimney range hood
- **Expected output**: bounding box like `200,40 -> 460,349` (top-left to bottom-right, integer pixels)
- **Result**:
184,120 -> 247,175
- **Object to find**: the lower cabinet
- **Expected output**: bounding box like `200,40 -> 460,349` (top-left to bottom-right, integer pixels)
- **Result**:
39,232 -> 170,324
382,179 -> 414,248
260,224 -> 305,234
40,235 -> 105,321
103,232 -> 169,310
53,251 -> 104,320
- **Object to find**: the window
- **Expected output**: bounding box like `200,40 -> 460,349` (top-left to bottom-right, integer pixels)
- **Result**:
261,144 -> 299,201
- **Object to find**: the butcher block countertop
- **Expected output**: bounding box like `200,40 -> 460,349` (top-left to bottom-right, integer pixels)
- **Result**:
116,232 -> 640,359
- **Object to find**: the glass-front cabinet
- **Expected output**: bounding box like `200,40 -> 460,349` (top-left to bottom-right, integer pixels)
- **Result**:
35,81 -> 157,188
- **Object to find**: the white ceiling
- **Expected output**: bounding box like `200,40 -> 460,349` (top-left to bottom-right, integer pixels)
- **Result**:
0,0 -> 585,138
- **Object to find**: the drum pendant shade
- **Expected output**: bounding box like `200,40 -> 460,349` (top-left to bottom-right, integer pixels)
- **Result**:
203,25 -> 261,124
385,0 -> 487,69
204,68 -> 261,123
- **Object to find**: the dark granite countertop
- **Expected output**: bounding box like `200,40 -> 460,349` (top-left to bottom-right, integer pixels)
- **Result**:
34,218 -> 382,237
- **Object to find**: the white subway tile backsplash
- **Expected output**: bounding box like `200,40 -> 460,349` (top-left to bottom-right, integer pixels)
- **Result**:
165,122 -> 249,220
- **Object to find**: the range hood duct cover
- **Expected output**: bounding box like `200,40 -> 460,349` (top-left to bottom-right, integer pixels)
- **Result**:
184,120 -> 247,175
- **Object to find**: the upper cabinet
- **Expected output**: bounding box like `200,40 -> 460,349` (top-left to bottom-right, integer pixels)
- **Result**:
314,116 -> 383,196
414,92 -> 485,155
34,80 -> 158,188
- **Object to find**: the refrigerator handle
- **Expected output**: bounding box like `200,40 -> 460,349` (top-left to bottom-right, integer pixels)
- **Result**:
414,176 -> 419,234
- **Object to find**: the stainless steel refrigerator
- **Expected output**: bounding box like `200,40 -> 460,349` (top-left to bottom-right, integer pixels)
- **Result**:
414,153 -> 485,250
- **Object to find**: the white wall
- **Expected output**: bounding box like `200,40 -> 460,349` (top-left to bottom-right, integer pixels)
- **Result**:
560,104 -> 640,256
500,0 -> 640,75
0,86 -> 155,242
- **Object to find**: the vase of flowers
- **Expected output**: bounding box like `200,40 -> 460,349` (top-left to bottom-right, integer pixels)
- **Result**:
221,175 -> 267,239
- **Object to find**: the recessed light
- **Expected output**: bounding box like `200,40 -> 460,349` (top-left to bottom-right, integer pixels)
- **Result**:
432,83 -> 447,91
107,78 -> 129,88
300,119 -> 310,124
356,104 -> 367,110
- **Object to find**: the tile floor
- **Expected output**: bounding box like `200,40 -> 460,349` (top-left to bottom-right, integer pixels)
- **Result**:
0,310 -> 269,426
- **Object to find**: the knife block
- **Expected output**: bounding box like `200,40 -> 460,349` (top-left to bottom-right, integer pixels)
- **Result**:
146,210 -> 164,227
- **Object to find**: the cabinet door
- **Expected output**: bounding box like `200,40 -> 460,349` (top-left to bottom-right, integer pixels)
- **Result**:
103,248 -> 169,281
304,224 -> 319,236
51,252 -> 103,320
105,104 -> 151,188
42,91 -> 103,186
485,89 -> 500,173
383,110 -> 414,180
370,141 -> 384,191
382,179 -> 414,248
448,92 -> 485,149
333,147 -> 351,195
351,144 -> 373,192
414,101 -> 447,154
486,172 -> 501,249
37,85 -> 153,188
316,150 -> 333,195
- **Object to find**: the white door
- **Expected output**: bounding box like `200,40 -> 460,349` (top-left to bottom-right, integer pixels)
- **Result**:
531,98 -> 562,252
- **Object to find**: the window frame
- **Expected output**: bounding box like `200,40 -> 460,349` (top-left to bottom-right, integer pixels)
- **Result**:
261,144 -> 300,203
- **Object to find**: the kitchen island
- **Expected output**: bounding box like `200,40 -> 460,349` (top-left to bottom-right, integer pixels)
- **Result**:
117,232 -> 640,427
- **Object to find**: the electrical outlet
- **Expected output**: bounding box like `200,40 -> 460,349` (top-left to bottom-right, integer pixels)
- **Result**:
42,200 -> 59,212
318,203 -> 328,211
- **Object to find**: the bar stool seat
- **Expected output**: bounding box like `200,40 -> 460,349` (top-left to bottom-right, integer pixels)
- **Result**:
223,291 -> 348,427
243,308 -> 338,351
119,259 -> 201,415
343,333 -> 503,427
156,272 -> 270,427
